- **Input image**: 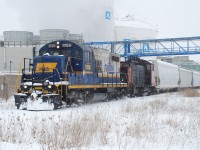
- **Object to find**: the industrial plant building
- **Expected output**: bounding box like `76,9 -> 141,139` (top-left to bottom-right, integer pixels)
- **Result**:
0,0 -> 159,73
2,29 -> 83,47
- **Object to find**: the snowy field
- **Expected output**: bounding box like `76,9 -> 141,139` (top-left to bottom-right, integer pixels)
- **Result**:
0,89 -> 200,150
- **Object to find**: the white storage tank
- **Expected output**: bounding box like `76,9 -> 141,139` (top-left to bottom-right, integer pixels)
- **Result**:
9,0 -> 114,42
40,29 -> 69,44
69,34 -> 83,42
114,15 -> 158,41
33,35 -> 40,45
0,35 -> 3,41
3,31 -> 33,46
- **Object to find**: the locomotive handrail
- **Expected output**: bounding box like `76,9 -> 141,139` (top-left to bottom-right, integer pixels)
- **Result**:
54,68 -> 63,97
97,71 -> 121,86
68,57 -> 74,73
15,59 -> 24,92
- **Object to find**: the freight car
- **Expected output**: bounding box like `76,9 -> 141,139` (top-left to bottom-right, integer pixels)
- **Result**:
152,60 -> 200,92
120,57 -> 156,96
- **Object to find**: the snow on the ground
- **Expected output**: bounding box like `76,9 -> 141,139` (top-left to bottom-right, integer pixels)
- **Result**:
0,90 -> 200,150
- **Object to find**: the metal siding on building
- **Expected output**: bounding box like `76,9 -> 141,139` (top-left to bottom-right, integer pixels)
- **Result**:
0,47 -> 33,72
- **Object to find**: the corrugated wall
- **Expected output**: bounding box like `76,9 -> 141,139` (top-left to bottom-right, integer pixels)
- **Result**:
0,47 -> 34,72
0,74 -> 19,100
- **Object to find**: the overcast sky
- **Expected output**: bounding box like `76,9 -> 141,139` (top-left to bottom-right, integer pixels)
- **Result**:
0,0 -> 200,38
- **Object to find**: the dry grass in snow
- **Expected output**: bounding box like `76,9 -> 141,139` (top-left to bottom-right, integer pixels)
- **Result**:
0,90 -> 200,149
181,88 -> 200,97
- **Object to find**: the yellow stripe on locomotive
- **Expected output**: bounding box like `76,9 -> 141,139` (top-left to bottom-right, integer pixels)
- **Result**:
35,62 -> 57,73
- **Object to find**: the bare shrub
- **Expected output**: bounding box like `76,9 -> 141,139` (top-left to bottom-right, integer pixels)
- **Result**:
121,102 -> 135,114
125,114 -> 154,140
126,121 -> 144,139
148,99 -> 168,112
0,101 -> 15,110
20,112 -> 111,149
98,120 -> 111,145
162,118 -> 178,128
181,88 -> 200,97
168,105 -> 180,113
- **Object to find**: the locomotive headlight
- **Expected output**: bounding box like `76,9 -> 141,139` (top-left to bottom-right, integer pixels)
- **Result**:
57,41 -> 60,49
48,85 -> 52,89
23,85 -> 28,89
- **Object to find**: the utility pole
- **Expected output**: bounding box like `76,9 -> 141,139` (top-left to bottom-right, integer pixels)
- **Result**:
10,60 -> 14,74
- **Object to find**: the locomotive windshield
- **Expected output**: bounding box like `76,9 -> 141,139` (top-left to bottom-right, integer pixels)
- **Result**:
39,41 -> 85,60
40,49 -> 71,56
74,49 -> 81,58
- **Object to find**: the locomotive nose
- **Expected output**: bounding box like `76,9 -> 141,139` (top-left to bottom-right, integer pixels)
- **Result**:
33,55 -> 66,82
30,93 -> 38,100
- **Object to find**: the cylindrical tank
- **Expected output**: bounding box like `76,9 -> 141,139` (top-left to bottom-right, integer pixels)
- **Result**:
0,35 -> 3,41
8,0 -> 114,42
69,34 -> 83,41
114,15 -> 158,40
3,31 -> 33,46
40,29 -> 69,44
33,35 -> 40,45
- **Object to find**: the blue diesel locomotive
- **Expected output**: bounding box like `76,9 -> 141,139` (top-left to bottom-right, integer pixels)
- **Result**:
14,40 -> 132,110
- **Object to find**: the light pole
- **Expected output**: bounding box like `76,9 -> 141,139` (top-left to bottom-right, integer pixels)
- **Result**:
10,60 -> 14,74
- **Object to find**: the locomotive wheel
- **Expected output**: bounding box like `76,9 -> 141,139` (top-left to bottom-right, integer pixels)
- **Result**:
17,104 -> 20,109
53,103 -> 58,110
